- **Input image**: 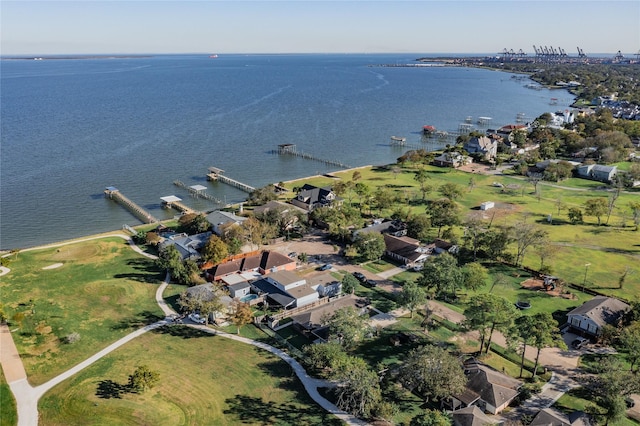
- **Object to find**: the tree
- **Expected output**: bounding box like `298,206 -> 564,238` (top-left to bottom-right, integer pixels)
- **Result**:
333,356 -> 382,418
399,281 -> 426,318
584,197 -> 608,226
438,182 -> 464,201
302,342 -> 349,376
461,262 -> 488,291
178,213 -> 210,234
416,253 -> 464,300
410,410 -> 451,426
128,365 -> 159,393
510,315 -> 536,378
529,312 -> 563,376
341,273 -> 359,295
353,231 -> 385,262
462,218 -> 486,261
399,345 -> 466,402
230,300 -> 253,334
512,223 -> 548,267
618,321 -> 640,372
406,214 -> 432,242
325,307 -> 370,350
464,294 -> 517,354
584,356 -> 640,425
427,198 -> 460,238
629,201 -> 640,231
567,207 -> 583,224
414,169 -> 432,200
201,234 -> 228,264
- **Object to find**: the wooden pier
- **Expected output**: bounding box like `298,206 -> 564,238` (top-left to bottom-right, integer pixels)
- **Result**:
273,144 -> 351,169
207,167 -> 255,193
173,180 -> 223,204
104,187 -> 159,224
160,195 -> 195,215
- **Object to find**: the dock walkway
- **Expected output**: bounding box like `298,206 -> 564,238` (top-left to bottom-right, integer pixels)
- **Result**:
207,168 -> 255,193
104,187 -> 158,224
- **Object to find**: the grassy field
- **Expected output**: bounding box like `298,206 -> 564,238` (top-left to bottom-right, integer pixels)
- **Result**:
0,368 -> 17,426
284,163 -> 640,296
0,237 -> 165,385
38,329 -> 341,426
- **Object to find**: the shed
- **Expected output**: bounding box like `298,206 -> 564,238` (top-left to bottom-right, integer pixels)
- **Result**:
480,201 -> 495,211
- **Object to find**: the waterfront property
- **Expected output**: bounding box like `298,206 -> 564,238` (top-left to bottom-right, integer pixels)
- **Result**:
290,184 -> 342,212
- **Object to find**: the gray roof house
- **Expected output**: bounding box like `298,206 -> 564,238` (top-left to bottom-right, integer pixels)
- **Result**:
290,184 -> 342,212
206,210 -> 247,236
529,408 -> 590,426
449,361 -> 522,415
159,231 -> 212,260
464,136 -> 498,159
576,164 -> 617,183
452,406 -> 497,426
566,296 -> 630,337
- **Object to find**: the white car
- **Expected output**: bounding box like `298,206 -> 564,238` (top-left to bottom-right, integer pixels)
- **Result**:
189,313 -> 205,324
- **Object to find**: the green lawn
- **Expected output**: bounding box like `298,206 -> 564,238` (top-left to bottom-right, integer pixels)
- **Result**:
39,329 -> 341,426
0,368 -> 17,426
285,164 -> 640,296
0,237 -> 165,385
556,389 -> 640,426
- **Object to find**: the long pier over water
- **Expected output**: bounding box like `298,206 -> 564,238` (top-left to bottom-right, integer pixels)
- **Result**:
105,187 -> 159,224
207,167 -> 255,193
272,144 -> 351,169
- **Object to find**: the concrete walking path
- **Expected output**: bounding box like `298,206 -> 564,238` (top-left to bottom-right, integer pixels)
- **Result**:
0,237 -> 364,425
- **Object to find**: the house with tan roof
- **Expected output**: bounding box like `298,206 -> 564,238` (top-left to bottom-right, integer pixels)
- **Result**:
529,407 -> 590,426
451,406 -> 497,426
383,234 -> 430,265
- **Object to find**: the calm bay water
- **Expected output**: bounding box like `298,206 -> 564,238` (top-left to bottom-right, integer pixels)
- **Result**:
0,54 -> 572,249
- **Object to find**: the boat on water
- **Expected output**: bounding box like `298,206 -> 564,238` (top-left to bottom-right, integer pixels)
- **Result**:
422,125 -> 436,134
209,54 -> 218,58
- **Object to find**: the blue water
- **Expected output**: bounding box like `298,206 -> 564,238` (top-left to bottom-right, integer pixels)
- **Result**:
0,54 -> 572,249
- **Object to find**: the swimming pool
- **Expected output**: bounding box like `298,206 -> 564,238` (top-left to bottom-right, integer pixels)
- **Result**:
240,294 -> 259,303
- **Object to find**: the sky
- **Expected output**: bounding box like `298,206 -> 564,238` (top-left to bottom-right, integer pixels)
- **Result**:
1,1 -> 639,56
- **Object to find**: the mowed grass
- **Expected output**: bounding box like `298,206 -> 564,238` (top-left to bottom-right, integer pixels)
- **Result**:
284,164 -> 640,294
0,237 -> 165,385
39,328 -> 341,426
0,368 -> 17,426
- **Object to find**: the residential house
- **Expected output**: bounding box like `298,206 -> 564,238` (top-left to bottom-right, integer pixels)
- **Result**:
264,270 -> 319,308
566,296 -> 630,337
383,234 -> 430,265
159,231 -> 212,260
433,153 -> 472,168
464,136 -> 498,160
289,294 -> 366,336
206,210 -> 247,236
496,124 -> 528,142
576,164 -> 618,183
351,219 -> 406,241
228,281 -> 251,299
449,361 -> 522,415
451,406 -> 497,426
529,408 -> 590,426
183,283 -> 231,323
253,200 -> 306,230
205,251 -> 296,281
290,184 -> 341,212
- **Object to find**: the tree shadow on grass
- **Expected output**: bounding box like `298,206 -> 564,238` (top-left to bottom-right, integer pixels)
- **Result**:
113,259 -> 164,284
96,379 -> 130,399
223,394 -> 342,426
151,325 -> 210,339
111,310 -> 164,330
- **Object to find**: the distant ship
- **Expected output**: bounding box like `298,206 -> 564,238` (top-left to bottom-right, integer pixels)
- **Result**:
209,54 -> 218,58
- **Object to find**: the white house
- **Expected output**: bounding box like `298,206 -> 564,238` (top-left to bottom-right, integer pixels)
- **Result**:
566,296 -> 630,337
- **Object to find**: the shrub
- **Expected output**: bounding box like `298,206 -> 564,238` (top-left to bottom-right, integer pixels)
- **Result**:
63,332 -> 81,344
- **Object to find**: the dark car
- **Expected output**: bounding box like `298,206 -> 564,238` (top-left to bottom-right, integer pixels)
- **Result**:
366,279 -> 377,287
318,263 -> 333,271
352,272 -> 367,282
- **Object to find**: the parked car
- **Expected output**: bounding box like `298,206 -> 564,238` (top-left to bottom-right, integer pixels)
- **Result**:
288,252 -> 298,259
352,272 -> 367,282
189,313 -> 206,324
366,279 -> 377,287
571,337 -> 588,349
318,263 -> 333,271
626,397 -> 635,409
